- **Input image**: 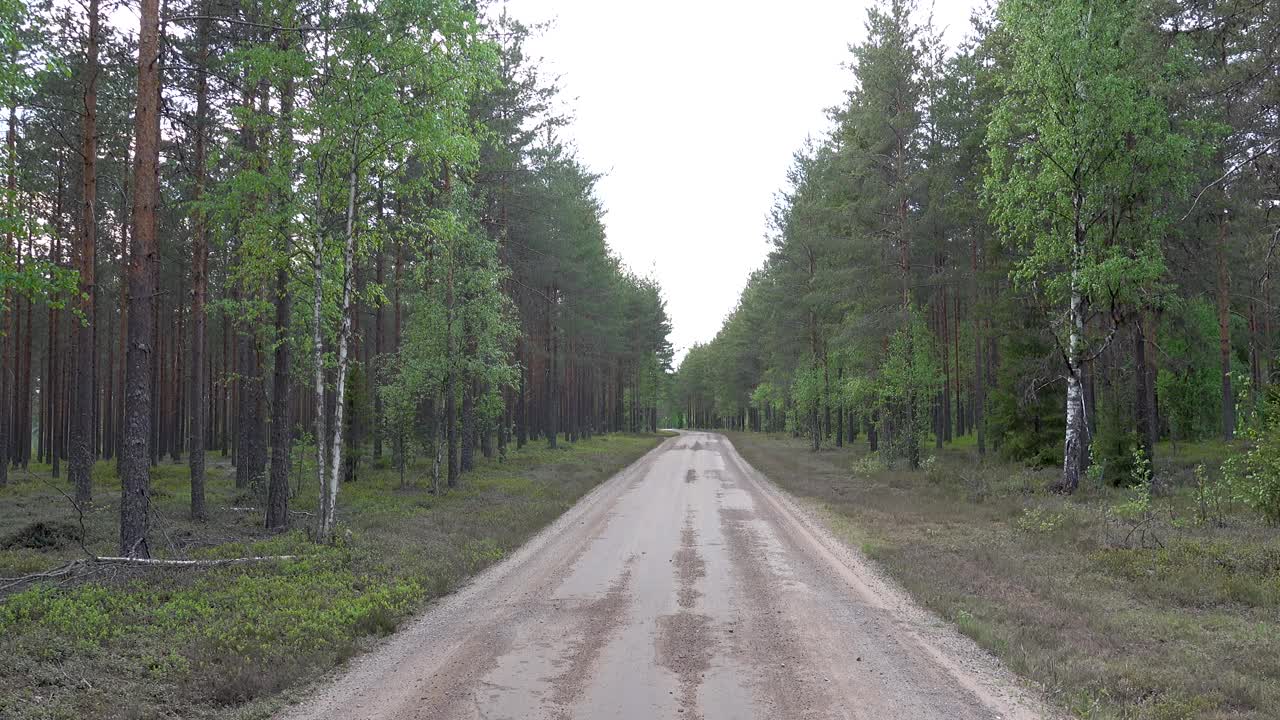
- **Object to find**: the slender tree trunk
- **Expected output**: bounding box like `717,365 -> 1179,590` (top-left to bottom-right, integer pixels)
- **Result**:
373,235 -> 384,459
835,366 -> 843,447
149,294 -> 159,468
461,375 -> 475,472
121,0 -> 161,556
445,377 -> 458,486
941,286 -> 952,444
394,232 -> 403,350
234,80 -> 265,489
222,312 -> 230,456
69,0 -> 100,502
187,5 -> 210,519
50,162 -> 64,478
822,357 -> 831,442
1134,312 -> 1156,467
317,157 -> 359,544
481,383 -> 494,458
1217,214 -> 1234,441
20,220 -> 33,467
0,106 -> 13,487
972,234 -> 985,455
547,290 -> 558,450
1248,301 -> 1261,402
516,341 -> 527,448
266,47 -> 295,532
311,226 -> 328,537
173,305 -> 183,461
114,185 -> 127,468
267,258 -> 292,529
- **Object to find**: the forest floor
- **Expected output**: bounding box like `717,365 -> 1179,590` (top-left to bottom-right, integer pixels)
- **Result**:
0,432 -> 667,720
725,431 -> 1280,720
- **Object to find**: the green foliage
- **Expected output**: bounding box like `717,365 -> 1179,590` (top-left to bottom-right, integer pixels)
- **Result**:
984,0 -> 1196,486
1093,383 -> 1142,485
985,0 -> 1194,307
985,309 -> 1064,466
790,364 -> 823,419
1192,464 -> 1229,527
1014,506 -> 1066,535
1223,392 -> 1280,524
1105,448 -> 1160,547
876,312 -> 942,467
1156,300 -> 1222,443
1092,539 -> 1280,609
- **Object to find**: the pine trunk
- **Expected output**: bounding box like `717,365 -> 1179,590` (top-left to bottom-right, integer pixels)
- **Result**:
267,46 -> 295,532
187,6 -> 210,519
121,0 -> 161,556
71,0 -> 99,501
0,106 -> 13,487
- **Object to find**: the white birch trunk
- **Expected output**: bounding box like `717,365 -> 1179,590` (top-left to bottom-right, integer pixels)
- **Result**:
319,157 -> 359,543
313,227 -> 330,541
1060,209 -> 1088,493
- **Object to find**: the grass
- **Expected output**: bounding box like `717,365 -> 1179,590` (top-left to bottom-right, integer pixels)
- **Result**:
725,430 -> 1280,720
0,432 -> 665,720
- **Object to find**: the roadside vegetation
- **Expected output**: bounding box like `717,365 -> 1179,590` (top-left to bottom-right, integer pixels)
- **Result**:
727,431 -> 1280,720
667,1 -> 1278,715
0,434 -> 664,720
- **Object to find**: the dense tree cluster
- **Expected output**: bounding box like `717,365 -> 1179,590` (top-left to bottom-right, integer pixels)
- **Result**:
0,0 -> 671,554
670,0 -> 1278,493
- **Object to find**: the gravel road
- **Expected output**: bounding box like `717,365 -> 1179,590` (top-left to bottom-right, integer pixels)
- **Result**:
276,431 -> 1049,720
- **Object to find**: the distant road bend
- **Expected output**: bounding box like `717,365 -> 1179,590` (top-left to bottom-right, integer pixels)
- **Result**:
278,431 -> 1047,720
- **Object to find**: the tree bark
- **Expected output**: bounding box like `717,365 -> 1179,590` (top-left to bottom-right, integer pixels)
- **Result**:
317,157 -> 359,544
972,234 -> 985,455
121,0 -> 162,557
941,287 -> 951,445
461,378 -> 476,471
547,289 -> 558,450
311,225 -> 329,538
69,0 -> 100,502
233,81 -> 266,489
187,4 -> 210,519
1134,312 -> 1157,467
1217,213 -> 1234,441
1058,225 -> 1087,494
266,47 -> 295,533
0,106 -> 13,487
19,216 -> 33,467
516,341 -> 527,448
372,233 -> 384,460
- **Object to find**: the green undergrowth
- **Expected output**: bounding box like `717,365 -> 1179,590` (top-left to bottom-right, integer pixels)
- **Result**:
726,431 -> 1280,720
0,433 -> 664,720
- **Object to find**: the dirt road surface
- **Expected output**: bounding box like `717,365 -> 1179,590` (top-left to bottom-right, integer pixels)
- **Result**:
277,432 -> 1049,720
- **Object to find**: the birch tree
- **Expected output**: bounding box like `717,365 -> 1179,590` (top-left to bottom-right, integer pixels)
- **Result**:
984,0 -> 1194,492
303,0 -> 493,542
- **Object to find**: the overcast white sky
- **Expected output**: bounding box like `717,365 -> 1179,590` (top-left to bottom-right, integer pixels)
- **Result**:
500,0 -> 983,365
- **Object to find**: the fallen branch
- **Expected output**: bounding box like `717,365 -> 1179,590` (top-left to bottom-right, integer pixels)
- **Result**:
90,555 -> 299,567
0,560 -> 88,593
0,555 -> 300,594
